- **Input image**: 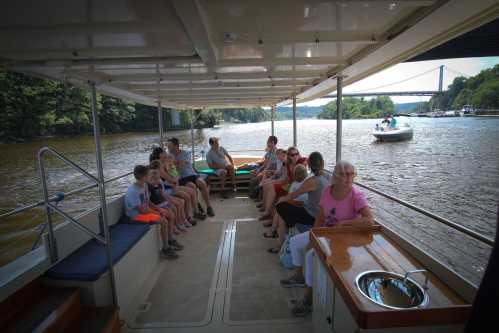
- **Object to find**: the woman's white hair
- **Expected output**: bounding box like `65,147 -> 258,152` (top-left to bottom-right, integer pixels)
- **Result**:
331,160 -> 356,185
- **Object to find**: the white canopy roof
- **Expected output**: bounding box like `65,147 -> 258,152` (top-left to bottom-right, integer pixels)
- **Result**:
1,0 -> 498,108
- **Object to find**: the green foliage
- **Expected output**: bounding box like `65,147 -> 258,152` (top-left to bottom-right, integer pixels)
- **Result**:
276,106 -> 322,120
430,64 -> 499,110
317,96 -> 394,119
0,71 -> 224,141
217,107 -> 269,123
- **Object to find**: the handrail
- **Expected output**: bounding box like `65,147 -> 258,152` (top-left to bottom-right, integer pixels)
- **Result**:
0,170 -> 133,220
354,181 -> 494,246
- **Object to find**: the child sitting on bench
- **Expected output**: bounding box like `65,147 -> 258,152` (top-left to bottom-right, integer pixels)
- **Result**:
124,165 -> 183,259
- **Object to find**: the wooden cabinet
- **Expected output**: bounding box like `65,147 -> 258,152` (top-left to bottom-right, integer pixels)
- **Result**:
311,250 -> 465,333
312,250 -> 335,333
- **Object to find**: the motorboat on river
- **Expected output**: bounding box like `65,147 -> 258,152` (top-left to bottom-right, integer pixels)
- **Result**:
0,1 -> 497,333
373,123 -> 414,142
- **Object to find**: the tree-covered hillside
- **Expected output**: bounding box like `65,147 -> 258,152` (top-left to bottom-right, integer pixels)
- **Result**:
318,96 -> 394,119
429,64 -> 499,110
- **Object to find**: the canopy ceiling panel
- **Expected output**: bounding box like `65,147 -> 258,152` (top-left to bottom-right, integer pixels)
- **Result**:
0,0 -> 498,109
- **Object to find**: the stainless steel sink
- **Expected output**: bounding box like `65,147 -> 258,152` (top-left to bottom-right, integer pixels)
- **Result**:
355,270 -> 429,310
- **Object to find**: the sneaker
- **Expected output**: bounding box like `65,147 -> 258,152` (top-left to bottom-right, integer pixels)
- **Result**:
291,298 -> 312,317
189,219 -> 197,226
160,247 -> 179,259
184,220 -> 193,227
197,203 -> 205,214
168,240 -> 184,251
194,211 -> 206,220
206,206 -> 215,217
177,223 -> 187,231
280,275 -> 306,288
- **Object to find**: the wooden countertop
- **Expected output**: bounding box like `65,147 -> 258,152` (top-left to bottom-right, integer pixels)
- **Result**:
310,226 -> 472,329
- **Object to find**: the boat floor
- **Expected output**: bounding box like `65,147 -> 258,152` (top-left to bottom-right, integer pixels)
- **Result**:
124,194 -> 311,333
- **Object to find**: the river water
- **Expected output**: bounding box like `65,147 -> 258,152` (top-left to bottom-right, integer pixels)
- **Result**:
1,117 -> 498,284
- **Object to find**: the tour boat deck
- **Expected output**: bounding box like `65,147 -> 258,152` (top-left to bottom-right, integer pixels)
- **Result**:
124,193 -> 311,333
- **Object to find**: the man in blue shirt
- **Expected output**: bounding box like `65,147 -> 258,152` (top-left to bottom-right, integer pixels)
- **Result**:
167,137 -> 215,217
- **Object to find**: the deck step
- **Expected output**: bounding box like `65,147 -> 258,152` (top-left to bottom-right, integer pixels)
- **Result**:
1,284 -> 80,333
75,306 -> 120,333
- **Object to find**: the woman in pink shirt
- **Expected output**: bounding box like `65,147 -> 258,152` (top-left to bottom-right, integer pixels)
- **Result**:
280,160 -> 374,317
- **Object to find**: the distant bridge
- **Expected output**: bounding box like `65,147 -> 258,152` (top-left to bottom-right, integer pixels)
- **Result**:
320,65 -> 468,99
321,90 -> 442,98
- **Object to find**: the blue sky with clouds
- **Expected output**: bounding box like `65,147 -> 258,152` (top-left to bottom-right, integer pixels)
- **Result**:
300,56 -> 499,106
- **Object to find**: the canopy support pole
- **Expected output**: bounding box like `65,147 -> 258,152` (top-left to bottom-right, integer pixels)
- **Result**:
292,96 -> 297,146
336,75 -> 343,163
271,105 -> 275,136
157,101 -> 164,148
89,81 -> 118,307
189,109 -> 195,162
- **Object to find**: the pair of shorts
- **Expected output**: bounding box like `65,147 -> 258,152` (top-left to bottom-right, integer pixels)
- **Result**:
276,202 -> 315,227
133,213 -> 161,223
179,174 -> 200,186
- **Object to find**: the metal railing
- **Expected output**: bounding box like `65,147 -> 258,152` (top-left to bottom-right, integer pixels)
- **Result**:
0,170 -> 133,220
354,181 -> 495,247
35,145 -> 120,305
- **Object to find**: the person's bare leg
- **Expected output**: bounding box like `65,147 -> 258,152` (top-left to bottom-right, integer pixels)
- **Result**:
196,178 -> 212,207
171,197 -> 186,223
159,218 -> 169,247
186,182 -> 201,209
227,164 -> 236,189
175,190 -> 192,218
275,218 -> 288,250
219,169 -> 227,191
180,185 -> 198,211
263,184 -> 276,216
261,182 -> 271,206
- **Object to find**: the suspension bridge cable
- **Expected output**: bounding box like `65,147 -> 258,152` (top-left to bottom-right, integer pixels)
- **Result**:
350,66 -> 441,93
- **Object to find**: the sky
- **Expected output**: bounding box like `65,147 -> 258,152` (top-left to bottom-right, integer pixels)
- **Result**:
298,56 -> 499,107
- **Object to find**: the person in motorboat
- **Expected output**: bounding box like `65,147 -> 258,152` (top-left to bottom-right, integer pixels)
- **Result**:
390,115 -> 398,128
381,116 -> 391,126
124,165 -> 182,259
280,160 -> 374,317
206,137 -> 237,199
258,147 -> 307,221
167,137 -> 215,217
148,161 -> 192,232
150,147 -> 205,221
265,152 -> 328,252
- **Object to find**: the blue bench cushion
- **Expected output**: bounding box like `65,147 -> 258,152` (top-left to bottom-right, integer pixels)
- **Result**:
46,223 -> 150,281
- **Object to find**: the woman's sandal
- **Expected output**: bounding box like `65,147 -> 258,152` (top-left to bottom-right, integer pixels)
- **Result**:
267,247 -> 280,254
263,230 -> 278,238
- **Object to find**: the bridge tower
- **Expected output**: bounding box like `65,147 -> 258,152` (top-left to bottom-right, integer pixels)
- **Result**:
438,65 -> 444,92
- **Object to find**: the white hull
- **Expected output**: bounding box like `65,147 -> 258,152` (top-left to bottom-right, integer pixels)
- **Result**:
373,127 -> 414,142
